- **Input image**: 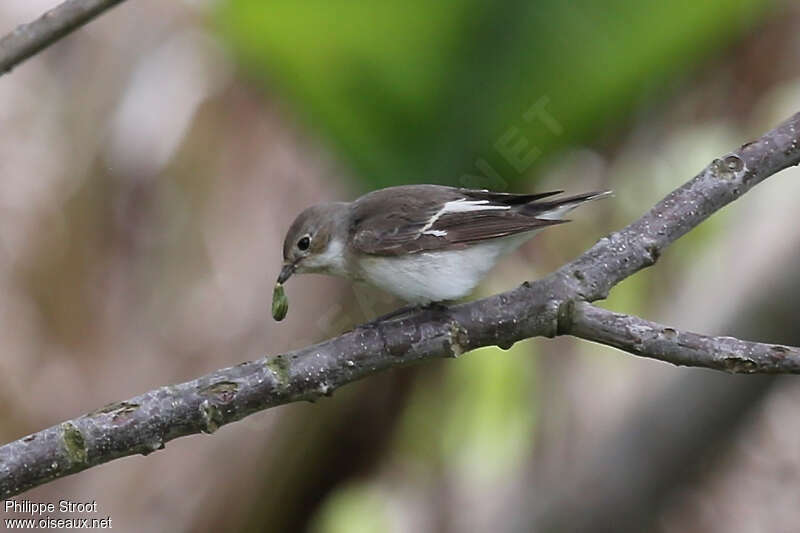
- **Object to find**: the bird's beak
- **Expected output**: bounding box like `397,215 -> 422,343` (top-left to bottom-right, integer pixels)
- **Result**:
277,262 -> 296,284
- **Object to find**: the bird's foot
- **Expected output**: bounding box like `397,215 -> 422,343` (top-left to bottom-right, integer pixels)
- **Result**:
356,302 -> 449,330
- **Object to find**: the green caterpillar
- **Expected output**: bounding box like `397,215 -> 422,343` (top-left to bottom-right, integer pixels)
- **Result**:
272,283 -> 289,321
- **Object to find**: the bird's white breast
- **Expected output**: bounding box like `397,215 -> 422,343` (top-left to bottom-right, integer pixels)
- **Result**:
355,232 -> 536,303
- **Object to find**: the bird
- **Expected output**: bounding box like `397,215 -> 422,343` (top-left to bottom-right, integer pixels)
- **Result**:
277,185 -> 610,314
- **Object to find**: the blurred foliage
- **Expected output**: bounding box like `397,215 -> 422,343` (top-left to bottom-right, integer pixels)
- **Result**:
395,344 -> 536,481
218,0 -> 768,190
309,482 -> 392,533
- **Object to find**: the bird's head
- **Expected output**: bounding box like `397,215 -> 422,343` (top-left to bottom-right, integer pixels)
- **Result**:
278,202 -> 348,284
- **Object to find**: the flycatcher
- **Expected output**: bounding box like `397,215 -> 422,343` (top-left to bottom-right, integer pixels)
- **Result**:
276,185 -> 610,317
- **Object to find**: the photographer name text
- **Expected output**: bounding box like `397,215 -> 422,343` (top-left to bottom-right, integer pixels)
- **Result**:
3,499 -> 112,529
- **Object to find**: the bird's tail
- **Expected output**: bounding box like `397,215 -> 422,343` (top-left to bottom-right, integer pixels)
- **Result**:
525,190 -> 613,220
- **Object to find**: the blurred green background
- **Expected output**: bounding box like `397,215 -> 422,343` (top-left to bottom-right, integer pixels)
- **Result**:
218,0 -> 767,188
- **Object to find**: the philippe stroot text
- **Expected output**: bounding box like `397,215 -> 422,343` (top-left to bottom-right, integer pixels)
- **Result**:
3,499 -> 112,529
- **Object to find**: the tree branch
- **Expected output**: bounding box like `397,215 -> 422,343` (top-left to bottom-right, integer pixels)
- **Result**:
0,0 -> 127,75
570,302 -> 800,373
2,111 -> 800,497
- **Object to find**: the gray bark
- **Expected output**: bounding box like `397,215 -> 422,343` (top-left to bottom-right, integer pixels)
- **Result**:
0,0 -> 127,75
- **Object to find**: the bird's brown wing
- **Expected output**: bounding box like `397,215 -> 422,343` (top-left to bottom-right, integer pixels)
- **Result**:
348,185 -> 567,256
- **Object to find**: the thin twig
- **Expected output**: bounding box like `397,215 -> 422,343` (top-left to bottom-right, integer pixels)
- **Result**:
1,112 -> 799,497
0,0 -> 127,75
570,302 -> 800,373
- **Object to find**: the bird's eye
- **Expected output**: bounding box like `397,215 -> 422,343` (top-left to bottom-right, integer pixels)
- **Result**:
297,236 -> 311,251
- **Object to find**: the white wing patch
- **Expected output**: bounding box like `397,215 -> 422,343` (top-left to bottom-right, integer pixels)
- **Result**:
441,199 -> 511,213
418,199 -> 510,237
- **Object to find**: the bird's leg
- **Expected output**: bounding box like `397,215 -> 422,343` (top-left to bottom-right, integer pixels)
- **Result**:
357,301 -> 449,330
369,304 -> 422,324
422,301 -> 449,313
357,304 -> 422,329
